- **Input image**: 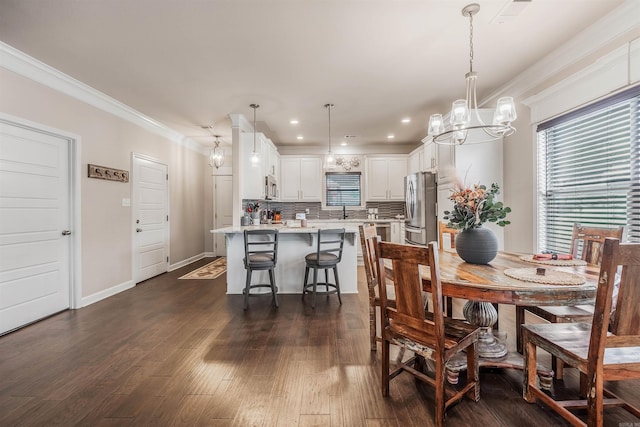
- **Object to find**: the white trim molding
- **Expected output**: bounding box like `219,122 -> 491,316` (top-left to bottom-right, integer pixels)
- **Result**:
0,41 -> 205,155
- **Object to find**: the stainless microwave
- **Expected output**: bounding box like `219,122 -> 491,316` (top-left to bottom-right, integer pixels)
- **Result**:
265,175 -> 277,200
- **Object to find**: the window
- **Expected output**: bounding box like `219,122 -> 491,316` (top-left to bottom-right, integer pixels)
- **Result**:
537,86 -> 640,253
325,172 -> 361,207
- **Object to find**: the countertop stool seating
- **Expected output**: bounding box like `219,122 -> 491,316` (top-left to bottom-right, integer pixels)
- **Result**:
516,224 -> 624,379
302,228 -> 345,308
522,238 -> 640,427
374,240 -> 481,427
243,229 -> 279,310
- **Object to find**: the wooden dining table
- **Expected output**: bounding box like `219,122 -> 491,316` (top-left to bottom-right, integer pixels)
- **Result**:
388,249 -> 600,389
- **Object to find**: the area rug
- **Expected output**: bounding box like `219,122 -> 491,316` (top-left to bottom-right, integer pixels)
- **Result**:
179,257 -> 227,280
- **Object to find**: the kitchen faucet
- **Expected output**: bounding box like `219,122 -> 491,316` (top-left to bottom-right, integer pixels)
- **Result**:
342,205 -> 348,220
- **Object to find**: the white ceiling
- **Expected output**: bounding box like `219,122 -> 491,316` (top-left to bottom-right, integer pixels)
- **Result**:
0,0 -> 626,152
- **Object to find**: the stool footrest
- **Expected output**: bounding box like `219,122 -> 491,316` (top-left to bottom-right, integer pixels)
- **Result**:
303,282 -> 339,295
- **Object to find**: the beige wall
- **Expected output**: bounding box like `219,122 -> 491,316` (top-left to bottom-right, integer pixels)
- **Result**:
0,68 -> 207,299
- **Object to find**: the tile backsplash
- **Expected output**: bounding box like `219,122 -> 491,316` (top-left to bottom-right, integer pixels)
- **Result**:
242,200 -> 405,220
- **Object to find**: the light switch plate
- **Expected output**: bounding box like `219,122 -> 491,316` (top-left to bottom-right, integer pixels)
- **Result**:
122,198 -> 131,207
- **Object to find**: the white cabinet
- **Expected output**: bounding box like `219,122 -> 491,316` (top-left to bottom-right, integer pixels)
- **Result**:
410,142 -> 437,174
242,133 -> 279,200
280,156 -> 322,201
366,156 -> 407,201
390,221 -> 405,243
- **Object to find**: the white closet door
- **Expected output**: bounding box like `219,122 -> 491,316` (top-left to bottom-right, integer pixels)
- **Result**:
0,121 -> 71,335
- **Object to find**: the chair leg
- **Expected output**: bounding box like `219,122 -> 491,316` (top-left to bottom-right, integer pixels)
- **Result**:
302,266 -> 310,301
523,334 -> 537,403
369,302 -> 377,351
311,267 -> 318,309
552,355 -> 564,380
268,268 -> 279,308
244,269 -> 253,311
435,359 -> 445,427
333,266 -> 342,304
515,305 -> 525,354
466,342 -> 480,402
381,337 -> 390,397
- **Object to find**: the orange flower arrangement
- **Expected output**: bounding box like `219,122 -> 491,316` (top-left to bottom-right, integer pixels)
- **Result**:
444,183 -> 511,231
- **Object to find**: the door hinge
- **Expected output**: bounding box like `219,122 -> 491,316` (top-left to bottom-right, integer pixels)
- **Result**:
166,256 -> 169,262
166,215 -> 169,221
166,173 -> 168,180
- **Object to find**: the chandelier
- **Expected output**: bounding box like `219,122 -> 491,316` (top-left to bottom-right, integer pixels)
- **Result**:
249,103 -> 260,166
427,3 -> 516,145
208,135 -> 224,169
325,103 -> 336,169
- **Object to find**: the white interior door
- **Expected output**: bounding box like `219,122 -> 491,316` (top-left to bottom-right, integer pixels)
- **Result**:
0,120 -> 71,335
132,155 -> 168,283
213,175 -> 232,256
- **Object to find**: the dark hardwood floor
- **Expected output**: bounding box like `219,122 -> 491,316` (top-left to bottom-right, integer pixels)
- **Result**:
1,258 -> 638,426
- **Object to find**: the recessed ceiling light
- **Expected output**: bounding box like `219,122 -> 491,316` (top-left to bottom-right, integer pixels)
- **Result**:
401,118 -> 411,123
387,134 -> 395,139
296,135 -> 304,140
290,119 -> 299,125
340,141 -> 347,146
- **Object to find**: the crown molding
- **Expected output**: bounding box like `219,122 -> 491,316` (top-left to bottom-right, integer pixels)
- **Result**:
481,0 -> 640,106
0,41 -> 205,155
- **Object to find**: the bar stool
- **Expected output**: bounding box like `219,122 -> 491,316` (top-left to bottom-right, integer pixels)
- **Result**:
243,229 -> 279,310
302,228 -> 345,308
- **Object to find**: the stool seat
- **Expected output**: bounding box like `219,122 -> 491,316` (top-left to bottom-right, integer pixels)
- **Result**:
243,229 -> 279,310
302,228 -> 345,308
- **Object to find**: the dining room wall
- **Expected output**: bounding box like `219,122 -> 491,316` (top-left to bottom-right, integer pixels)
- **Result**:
501,12 -> 640,254
0,66 -> 207,303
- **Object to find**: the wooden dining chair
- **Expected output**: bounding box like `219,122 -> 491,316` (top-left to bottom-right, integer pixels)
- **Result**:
438,221 -> 458,317
374,240 -> 480,427
359,223 -> 391,351
438,220 -> 458,251
522,238 -> 640,427
515,223 -> 624,379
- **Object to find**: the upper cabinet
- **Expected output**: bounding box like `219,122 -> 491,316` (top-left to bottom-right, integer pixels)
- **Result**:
365,155 -> 407,201
408,143 -> 437,174
241,132 -> 279,200
280,156 -> 323,202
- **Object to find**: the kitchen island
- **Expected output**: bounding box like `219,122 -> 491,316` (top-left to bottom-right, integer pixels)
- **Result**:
211,224 -> 359,294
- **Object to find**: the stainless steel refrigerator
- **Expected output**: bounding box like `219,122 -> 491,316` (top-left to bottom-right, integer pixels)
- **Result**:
405,172 -> 437,246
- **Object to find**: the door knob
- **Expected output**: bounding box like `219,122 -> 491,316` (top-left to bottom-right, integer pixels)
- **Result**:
136,228 -> 142,233
61,230 -> 71,236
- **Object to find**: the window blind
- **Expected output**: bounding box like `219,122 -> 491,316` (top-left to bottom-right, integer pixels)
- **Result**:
325,172 -> 361,207
537,89 -> 640,252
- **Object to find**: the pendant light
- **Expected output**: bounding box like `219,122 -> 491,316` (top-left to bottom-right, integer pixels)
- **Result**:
208,135 -> 224,169
325,103 -> 336,170
427,3 -> 516,145
249,103 -> 260,167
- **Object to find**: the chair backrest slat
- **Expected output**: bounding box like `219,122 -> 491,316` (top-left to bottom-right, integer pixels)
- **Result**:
244,229 -> 278,265
359,224 -> 379,299
588,239 -> 640,367
374,240 -> 444,351
570,224 -> 624,265
316,228 -> 345,261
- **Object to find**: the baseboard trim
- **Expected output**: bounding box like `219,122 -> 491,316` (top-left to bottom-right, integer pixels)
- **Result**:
81,280 -> 135,308
169,253 -> 206,271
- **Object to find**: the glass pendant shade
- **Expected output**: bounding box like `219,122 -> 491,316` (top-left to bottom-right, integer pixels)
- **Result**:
493,97 -> 517,126
209,137 -> 225,169
428,114 -> 444,135
250,103 -> 260,167
326,151 -> 336,169
250,150 -> 260,167
450,99 -> 470,128
324,103 -> 335,170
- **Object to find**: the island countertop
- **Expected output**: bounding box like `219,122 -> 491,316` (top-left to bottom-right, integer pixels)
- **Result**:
211,224 -> 359,295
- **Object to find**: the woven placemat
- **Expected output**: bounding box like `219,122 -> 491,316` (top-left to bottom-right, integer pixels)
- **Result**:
504,268 -> 586,285
519,254 -> 587,266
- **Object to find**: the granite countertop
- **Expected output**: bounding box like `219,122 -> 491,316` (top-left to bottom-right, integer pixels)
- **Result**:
211,224 -> 360,234
306,218 -> 405,224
